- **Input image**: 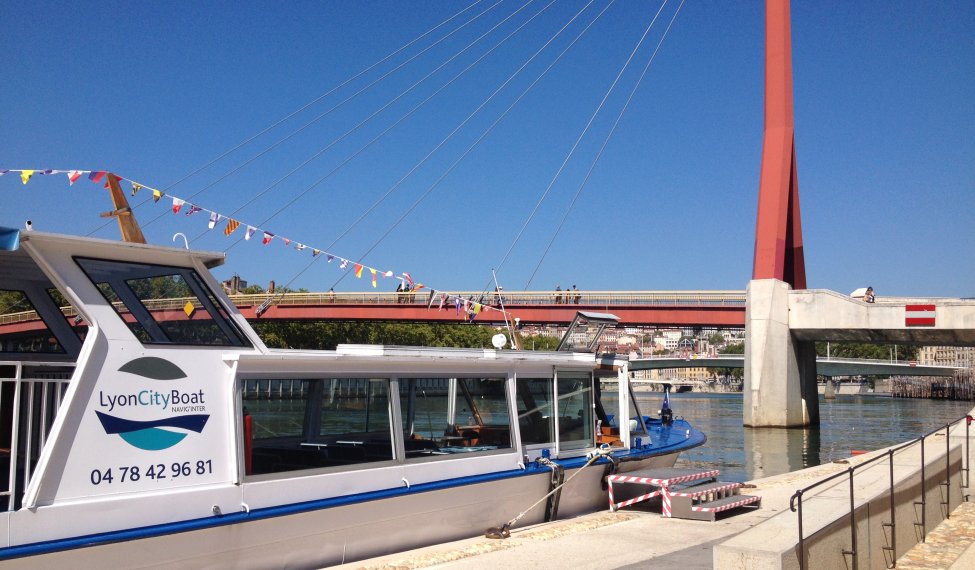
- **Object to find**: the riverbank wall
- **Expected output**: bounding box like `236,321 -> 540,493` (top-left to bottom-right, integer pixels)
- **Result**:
714,415 -> 973,569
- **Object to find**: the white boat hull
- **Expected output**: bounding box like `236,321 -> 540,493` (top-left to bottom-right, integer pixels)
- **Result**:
3,453 -> 676,569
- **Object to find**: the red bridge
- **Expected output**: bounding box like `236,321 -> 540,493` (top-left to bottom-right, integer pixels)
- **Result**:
233,290 -> 745,327
0,290 -> 745,338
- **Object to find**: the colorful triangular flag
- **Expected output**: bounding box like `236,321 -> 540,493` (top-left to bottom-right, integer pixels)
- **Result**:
327,254 -> 335,263
339,259 -> 349,270
282,238 -> 291,246
88,171 -> 106,183
208,212 -> 220,229
262,232 -> 274,245
66,171 -> 82,185
171,198 -> 184,214
245,226 -> 256,240
224,219 -> 240,236
152,189 -> 162,203
370,268 -> 377,288
20,170 -> 34,185
354,264 -> 363,278
131,182 -> 143,196
185,204 -> 202,216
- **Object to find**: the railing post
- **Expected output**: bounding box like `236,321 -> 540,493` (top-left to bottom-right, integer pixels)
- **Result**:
842,467 -> 858,569
791,490 -> 805,570
882,448 -> 896,568
914,437 -> 926,541
966,415 -> 972,489
943,424 -> 951,519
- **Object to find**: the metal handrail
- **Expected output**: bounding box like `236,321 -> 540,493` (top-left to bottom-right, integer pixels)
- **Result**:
790,413 -> 972,570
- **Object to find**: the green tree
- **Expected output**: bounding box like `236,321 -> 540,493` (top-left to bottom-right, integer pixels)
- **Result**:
708,342 -> 744,379
815,342 -> 918,362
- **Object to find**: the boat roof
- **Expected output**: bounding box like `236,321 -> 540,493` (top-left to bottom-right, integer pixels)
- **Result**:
7,228 -> 227,269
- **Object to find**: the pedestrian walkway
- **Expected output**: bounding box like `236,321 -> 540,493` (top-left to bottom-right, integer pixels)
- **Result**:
333,459 -> 855,570
897,500 -> 975,569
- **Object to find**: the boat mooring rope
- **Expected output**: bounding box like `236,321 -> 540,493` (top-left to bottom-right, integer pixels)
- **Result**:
485,444 -> 613,539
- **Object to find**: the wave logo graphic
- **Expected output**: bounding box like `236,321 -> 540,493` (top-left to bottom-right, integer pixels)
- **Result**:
97,357 -> 210,451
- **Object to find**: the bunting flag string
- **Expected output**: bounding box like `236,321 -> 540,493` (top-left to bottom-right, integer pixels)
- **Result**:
3,167 -> 518,323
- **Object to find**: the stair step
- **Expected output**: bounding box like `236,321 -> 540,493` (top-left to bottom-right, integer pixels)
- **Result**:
670,480 -> 742,498
609,467 -> 719,486
691,494 -> 761,513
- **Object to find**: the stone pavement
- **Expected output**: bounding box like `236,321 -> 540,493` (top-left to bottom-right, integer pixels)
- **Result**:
333,459 -> 859,570
897,500 -> 975,570
333,453 -> 975,570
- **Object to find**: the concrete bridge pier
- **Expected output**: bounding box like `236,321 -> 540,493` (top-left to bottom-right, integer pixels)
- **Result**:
744,278 -> 819,427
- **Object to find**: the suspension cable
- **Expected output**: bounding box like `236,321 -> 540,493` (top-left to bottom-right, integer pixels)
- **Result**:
525,0 -> 685,287
211,0 -> 541,250
491,0 -> 671,287
86,0 -> 485,239
265,0 -> 600,300
326,0 -> 614,293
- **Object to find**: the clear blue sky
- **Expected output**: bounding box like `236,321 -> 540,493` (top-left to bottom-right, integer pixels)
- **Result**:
2,1 -> 973,297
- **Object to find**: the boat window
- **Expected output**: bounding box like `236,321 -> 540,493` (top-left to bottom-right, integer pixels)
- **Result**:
398,377 -> 511,461
0,289 -> 65,354
46,288 -> 86,341
557,372 -> 594,451
244,378 -> 393,477
516,377 -> 555,446
75,258 -> 250,347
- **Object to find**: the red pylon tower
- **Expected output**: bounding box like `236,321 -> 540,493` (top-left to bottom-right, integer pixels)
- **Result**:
752,0 -> 806,289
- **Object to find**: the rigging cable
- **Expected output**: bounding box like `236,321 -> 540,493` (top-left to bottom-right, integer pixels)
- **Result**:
212,0 -> 543,250
525,0 -> 686,287
488,0 -> 672,292
323,0 -> 614,293
86,0 -> 491,237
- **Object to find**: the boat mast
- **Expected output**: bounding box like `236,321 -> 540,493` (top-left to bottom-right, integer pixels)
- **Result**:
100,172 -> 147,243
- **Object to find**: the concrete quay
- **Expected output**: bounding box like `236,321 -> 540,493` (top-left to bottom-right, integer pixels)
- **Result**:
335,408 -> 975,570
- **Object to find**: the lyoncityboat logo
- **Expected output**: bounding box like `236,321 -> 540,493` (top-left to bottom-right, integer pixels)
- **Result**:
95,357 -> 210,451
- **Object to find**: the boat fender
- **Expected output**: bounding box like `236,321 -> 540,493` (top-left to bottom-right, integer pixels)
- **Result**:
402,477 -> 411,489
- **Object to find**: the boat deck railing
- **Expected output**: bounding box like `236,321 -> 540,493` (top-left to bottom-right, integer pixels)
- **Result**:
0,361 -> 74,511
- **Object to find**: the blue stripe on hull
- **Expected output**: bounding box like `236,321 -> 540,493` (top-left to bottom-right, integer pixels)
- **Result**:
1,423 -> 705,560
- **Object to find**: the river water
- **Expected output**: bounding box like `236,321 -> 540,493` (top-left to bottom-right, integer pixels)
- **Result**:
649,393 -> 975,482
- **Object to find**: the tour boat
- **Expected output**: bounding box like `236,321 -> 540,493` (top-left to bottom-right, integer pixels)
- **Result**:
0,226 -> 704,568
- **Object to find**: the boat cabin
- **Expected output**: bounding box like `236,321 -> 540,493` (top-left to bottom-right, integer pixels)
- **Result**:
0,229 -> 655,525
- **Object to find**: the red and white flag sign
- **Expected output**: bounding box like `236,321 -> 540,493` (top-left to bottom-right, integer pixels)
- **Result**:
905,305 -> 936,327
